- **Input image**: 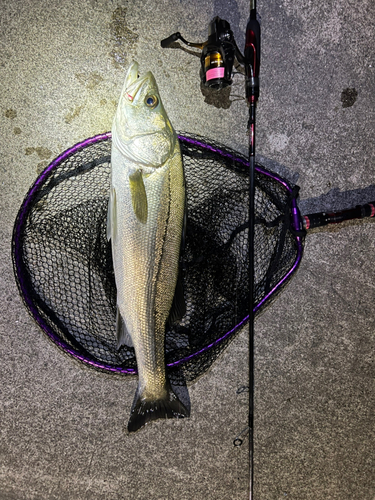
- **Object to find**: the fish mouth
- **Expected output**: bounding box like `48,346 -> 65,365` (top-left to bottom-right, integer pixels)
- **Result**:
123,61 -> 154,102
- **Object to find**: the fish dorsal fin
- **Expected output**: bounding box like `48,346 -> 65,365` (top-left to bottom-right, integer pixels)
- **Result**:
129,169 -> 148,224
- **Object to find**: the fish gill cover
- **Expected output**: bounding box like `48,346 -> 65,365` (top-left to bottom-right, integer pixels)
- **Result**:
12,133 -> 304,384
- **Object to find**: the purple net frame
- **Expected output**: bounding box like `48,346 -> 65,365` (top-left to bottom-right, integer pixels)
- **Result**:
12,132 -> 304,375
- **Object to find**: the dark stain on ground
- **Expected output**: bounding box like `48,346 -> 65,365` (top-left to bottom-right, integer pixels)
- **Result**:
302,122 -> 315,130
25,147 -> 53,160
76,72 -> 104,90
341,88 -> 358,108
5,109 -> 17,119
109,6 -> 139,68
65,105 -> 84,124
14,127 -> 22,135
200,84 -> 232,109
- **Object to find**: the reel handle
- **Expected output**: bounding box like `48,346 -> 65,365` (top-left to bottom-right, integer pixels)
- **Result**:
161,32 -> 204,50
161,33 -> 181,48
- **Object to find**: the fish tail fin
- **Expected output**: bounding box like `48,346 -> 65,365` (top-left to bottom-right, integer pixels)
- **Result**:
127,383 -> 189,433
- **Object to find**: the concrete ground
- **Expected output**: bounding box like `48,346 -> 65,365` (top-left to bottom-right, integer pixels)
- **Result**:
1,0 -> 374,498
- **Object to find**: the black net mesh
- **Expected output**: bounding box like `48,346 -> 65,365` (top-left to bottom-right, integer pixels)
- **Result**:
12,133 -> 304,383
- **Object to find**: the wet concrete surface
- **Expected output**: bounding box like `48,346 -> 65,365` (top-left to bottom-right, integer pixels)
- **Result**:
1,0 -> 374,498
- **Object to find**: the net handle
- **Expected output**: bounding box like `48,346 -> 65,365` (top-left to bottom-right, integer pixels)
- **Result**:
303,202 -> 375,229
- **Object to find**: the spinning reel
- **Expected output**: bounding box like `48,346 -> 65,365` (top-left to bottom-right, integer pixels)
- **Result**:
161,14 -> 260,103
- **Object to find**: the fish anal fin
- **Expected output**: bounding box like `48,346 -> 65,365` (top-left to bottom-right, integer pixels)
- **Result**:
167,199 -> 187,327
129,169 -> 148,224
167,274 -> 186,326
127,383 -> 189,433
116,308 -> 133,349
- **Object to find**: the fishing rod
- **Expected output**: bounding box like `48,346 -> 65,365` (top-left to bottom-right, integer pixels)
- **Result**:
245,3 -> 260,498
161,6 -> 261,498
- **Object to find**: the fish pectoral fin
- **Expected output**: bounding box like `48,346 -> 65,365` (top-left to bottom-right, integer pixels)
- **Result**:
116,308 -> 133,349
107,187 -> 117,242
167,273 -> 186,326
129,169 -> 148,224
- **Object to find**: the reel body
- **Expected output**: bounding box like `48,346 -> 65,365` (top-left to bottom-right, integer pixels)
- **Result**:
200,18 -> 235,89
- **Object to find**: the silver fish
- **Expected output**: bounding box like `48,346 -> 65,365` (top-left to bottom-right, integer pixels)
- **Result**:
108,61 -> 188,432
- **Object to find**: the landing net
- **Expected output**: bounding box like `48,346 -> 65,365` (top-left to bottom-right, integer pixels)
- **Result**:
12,133 -> 304,382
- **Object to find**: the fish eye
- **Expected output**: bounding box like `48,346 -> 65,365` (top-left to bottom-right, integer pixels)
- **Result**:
145,95 -> 158,108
